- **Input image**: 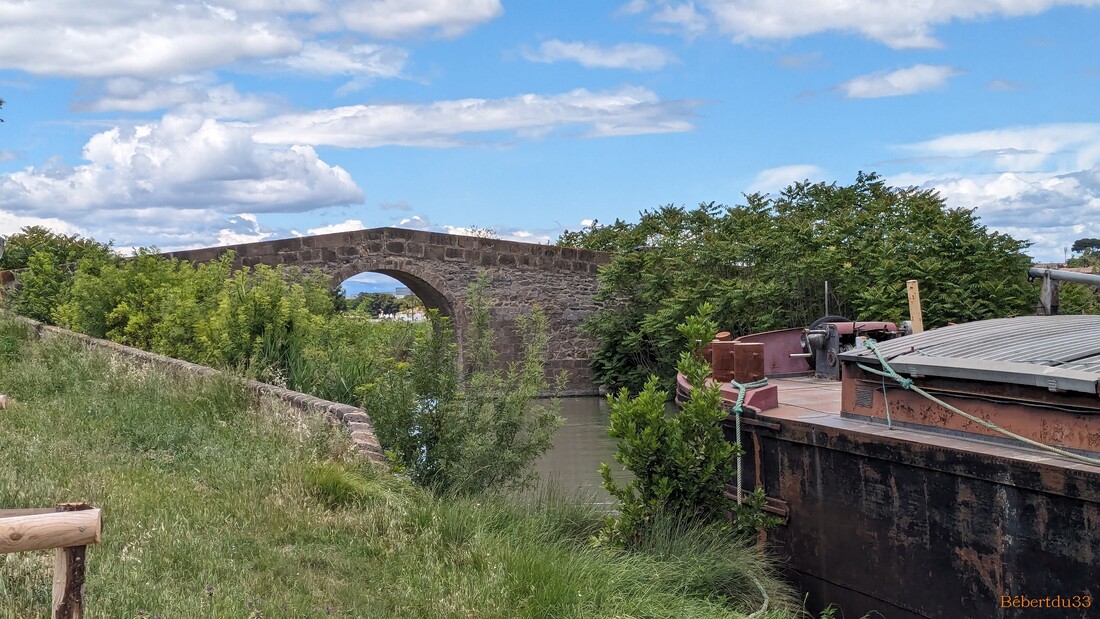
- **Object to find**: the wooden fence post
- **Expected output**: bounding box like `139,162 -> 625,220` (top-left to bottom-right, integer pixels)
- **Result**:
0,504 -> 101,619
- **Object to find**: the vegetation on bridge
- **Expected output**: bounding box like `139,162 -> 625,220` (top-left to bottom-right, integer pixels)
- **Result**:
559,173 -> 1037,392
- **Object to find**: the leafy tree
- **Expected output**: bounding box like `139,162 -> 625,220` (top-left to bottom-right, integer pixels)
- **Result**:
363,275 -> 563,495
1071,238 -> 1100,254
0,226 -> 109,270
12,250 -> 65,322
561,173 -> 1036,392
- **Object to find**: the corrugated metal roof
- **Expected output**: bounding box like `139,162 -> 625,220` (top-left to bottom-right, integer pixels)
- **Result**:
841,315 -> 1100,394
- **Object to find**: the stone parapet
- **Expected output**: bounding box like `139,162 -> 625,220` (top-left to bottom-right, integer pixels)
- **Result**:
13,316 -> 385,464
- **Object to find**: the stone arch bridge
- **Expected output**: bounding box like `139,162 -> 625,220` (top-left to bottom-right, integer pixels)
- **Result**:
163,227 -> 610,396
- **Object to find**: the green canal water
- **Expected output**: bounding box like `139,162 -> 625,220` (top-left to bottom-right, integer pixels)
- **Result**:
533,396 -> 628,504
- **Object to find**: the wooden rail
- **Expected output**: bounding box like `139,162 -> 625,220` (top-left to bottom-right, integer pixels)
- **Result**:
0,504 -> 102,619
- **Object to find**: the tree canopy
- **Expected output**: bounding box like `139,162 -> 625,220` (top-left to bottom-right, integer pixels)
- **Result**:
559,172 -> 1037,392
1071,238 -> 1100,254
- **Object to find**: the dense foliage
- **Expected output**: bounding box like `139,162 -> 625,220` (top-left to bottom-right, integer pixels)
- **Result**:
365,277 -> 563,495
560,173 -> 1037,392
0,225 -> 109,270
0,227 -> 113,321
601,305 -> 776,545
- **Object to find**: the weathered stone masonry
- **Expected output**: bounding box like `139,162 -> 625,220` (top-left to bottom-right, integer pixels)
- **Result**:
164,227 -> 611,396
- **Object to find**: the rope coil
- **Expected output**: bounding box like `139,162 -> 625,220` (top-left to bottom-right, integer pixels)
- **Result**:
857,339 -> 1100,468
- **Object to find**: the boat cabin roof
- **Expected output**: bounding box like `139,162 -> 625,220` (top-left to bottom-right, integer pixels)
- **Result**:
841,315 -> 1100,396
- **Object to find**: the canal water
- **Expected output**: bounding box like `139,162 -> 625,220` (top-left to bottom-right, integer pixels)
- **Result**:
533,396 -> 626,504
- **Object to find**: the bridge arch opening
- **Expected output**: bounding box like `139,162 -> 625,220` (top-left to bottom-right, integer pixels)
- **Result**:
333,266 -> 457,325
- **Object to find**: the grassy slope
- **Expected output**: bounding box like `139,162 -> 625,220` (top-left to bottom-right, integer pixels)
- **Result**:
0,320 -> 797,618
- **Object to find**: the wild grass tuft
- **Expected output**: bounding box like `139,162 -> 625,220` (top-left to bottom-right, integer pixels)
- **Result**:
304,460 -> 399,509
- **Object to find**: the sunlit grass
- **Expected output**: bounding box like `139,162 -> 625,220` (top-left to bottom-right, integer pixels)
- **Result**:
0,320 -> 797,618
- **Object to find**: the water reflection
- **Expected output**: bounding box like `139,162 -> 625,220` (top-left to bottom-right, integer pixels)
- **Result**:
534,396 -> 629,505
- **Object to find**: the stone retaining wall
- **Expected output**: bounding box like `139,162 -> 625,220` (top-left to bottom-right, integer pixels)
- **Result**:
14,316 -> 385,464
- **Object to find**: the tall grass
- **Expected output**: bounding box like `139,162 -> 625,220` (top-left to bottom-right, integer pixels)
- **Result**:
0,319 -> 798,618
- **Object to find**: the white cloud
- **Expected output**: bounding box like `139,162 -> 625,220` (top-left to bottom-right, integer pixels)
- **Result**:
905,123 -> 1100,171
632,1 -> 1100,49
0,113 -> 363,247
749,164 -> 824,193
618,0 -> 651,15
522,40 -> 677,71
987,79 -> 1024,91
838,65 -> 962,98
338,0 -> 503,39
396,214 -> 556,244
274,41 -> 408,78
0,2 -> 302,78
0,212 -> 86,240
306,219 -> 366,235
0,0 -> 498,79
652,3 -> 709,37
218,212 -> 274,245
895,123 -> 1100,261
80,78 -> 272,117
254,86 -> 697,147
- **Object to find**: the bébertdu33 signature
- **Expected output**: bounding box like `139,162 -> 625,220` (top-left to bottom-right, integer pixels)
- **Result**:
1000,594 -> 1092,610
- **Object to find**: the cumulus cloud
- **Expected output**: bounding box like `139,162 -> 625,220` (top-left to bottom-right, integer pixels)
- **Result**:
522,40 -> 677,71
0,2 -> 301,78
895,123 -> 1100,261
749,164 -> 825,193
217,213 -> 274,246
306,219 -> 366,235
337,0 -> 503,39
0,0 -> 499,79
0,113 -> 363,247
254,86 -> 697,147
630,0 -> 1100,49
837,65 -> 962,98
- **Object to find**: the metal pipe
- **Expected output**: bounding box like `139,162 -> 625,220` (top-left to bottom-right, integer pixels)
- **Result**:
1029,268 -> 1100,286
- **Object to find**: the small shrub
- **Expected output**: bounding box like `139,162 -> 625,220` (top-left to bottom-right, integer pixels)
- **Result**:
601,304 -> 778,544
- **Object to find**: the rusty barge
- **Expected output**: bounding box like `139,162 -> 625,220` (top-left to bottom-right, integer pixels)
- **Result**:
681,315 -> 1100,618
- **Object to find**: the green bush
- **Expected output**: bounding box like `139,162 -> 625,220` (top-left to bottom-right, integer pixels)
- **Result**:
365,276 -> 563,495
601,305 -> 778,545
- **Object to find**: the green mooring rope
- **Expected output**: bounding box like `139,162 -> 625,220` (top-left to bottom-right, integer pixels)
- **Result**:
857,339 -> 1100,468
730,377 -> 769,505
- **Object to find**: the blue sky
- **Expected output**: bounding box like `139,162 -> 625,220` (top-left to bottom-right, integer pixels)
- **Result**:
1,0 -> 1099,293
